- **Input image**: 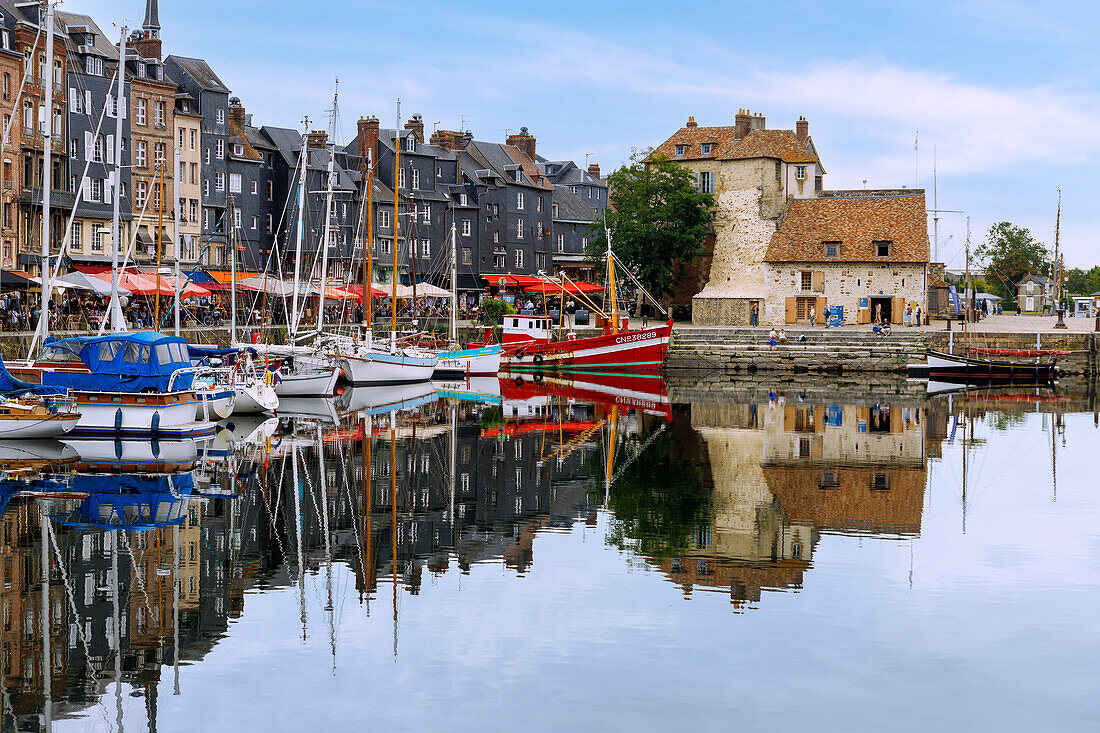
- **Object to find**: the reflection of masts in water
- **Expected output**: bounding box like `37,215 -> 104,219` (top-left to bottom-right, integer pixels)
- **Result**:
361,414 -> 373,612
318,425 -> 336,674
603,406 -> 620,509
1051,407 -> 1058,503
962,401 -> 969,534
113,531 -> 124,733
173,523 -> 181,696
449,404 -> 457,540
39,505 -> 52,733
390,410 -> 398,660
292,445 -> 307,641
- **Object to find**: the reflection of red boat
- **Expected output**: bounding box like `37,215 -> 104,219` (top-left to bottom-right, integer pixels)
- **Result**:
501,371 -> 671,420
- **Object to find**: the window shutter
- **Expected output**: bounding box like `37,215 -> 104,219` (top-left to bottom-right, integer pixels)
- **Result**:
38,104 -> 45,134
105,93 -> 113,117
82,177 -> 91,201
85,90 -> 91,111
104,174 -> 112,204
120,96 -> 126,119
84,131 -> 92,161
68,88 -> 76,107
106,135 -> 114,164
812,271 -> 824,293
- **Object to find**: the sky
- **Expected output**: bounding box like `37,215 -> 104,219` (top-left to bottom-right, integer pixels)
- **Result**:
69,0 -> 1100,269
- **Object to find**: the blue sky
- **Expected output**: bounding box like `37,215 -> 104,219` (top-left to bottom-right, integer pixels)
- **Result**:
73,0 -> 1100,268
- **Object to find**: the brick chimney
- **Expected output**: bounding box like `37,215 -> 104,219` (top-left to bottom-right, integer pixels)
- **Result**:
228,97 -> 246,126
795,116 -> 809,144
506,126 -> 536,161
734,109 -> 751,138
686,116 -> 697,128
405,114 -> 425,143
357,115 -> 379,163
129,30 -> 162,62
587,163 -> 601,179
750,112 -> 766,131
306,130 -> 328,150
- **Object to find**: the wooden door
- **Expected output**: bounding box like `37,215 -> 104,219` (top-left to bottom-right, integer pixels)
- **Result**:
893,297 -> 905,322
785,297 -> 796,323
816,296 -> 828,321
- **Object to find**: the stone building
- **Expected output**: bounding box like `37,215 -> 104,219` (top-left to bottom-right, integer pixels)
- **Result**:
126,6 -> 175,265
549,184 -> 599,280
1016,274 -> 1053,315
58,12 -> 132,268
654,110 -> 930,325
0,7 -> 26,270
764,190 -> 930,325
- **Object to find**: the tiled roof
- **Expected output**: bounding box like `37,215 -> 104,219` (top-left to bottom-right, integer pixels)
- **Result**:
227,120 -> 262,161
652,125 -> 817,164
764,192 -> 930,263
503,144 -> 553,190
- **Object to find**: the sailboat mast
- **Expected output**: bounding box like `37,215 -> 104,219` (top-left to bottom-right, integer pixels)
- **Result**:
156,160 -> 164,326
449,220 -> 457,340
316,143 -> 336,341
230,193 -> 238,345
290,123 -> 309,337
391,100 -> 400,354
109,28 -> 128,332
38,0 -> 55,348
39,504 -> 52,732
604,220 -> 618,334
964,216 -> 971,348
1053,190 -> 1062,308
361,147 -> 373,332
173,145 -> 181,335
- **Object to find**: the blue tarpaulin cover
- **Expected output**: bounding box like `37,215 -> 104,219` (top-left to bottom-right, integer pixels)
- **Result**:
0,354 -> 65,397
42,331 -> 195,392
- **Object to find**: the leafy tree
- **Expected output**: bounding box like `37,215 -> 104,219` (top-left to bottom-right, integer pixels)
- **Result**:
586,151 -> 714,299
479,297 -> 514,325
1064,266 -> 1100,296
975,222 -> 1049,309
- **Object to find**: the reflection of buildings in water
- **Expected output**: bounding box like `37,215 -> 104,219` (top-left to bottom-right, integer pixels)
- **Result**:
659,401 -> 930,604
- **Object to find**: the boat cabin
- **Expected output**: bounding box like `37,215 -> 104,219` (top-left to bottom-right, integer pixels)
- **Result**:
502,315 -> 553,346
41,331 -> 195,393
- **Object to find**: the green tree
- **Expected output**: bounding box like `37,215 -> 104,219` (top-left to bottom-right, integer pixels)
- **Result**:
975,222 -> 1050,309
586,151 -> 714,299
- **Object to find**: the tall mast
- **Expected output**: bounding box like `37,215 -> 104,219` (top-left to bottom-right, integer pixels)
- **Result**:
316,142 -> 335,342
229,193 -> 237,345
604,217 -> 618,334
391,100 -> 400,353
932,146 -> 938,263
360,143 -> 373,335
109,27 -> 128,332
290,119 -> 309,337
449,220 -> 457,340
155,159 -> 164,327
173,145 -> 181,335
38,0 -> 55,346
964,216 -> 971,347
1053,190 -> 1061,309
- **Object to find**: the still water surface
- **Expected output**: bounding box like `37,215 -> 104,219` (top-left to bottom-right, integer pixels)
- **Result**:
1,376 -> 1097,731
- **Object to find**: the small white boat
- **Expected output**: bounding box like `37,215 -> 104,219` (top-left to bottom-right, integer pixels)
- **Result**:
274,365 -> 340,398
0,395 -> 80,439
434,345 -> 502,378
337,346 -> 438,386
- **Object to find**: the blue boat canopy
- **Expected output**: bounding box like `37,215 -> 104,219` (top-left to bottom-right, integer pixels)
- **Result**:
42,331 -> 195,393
0,354 -> 65,396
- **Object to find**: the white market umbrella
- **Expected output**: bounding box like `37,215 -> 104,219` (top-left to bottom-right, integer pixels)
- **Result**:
44,271 -> 132,297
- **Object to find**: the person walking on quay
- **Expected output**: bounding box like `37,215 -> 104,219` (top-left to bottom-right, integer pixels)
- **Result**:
769,327 -> 778,350
915,304 -> 922,327
809,304 -> 816,327
903,304 -> 912,327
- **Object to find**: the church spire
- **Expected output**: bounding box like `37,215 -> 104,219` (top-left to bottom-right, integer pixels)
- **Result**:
143,0 -> 160,37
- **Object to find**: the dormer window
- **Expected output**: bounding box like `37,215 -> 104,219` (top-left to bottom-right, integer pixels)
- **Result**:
701,143 -> 711,156
137,62 -> 145,78
404,134 -> 415,152
674,144 -> 685,157
233,143 -> 243,156
824,241 -> 840,258
874,240 -> 891,258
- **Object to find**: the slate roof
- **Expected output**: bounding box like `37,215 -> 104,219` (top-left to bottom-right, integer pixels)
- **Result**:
1017,274 -> 1053,287
552,185 -> 598,223
653,123 -> 818,164
165,55 -> 229,92
765,192 -> 929,263
57,12 -> 118,59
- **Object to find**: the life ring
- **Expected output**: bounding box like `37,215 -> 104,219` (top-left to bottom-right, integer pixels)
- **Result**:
532,354 -> 544,366
514,376 -> 524,387
514,349 -> 525,359
532,372 -> 544,384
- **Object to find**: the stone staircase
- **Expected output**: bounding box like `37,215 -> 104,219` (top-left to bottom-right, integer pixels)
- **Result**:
666,327 -> 933,374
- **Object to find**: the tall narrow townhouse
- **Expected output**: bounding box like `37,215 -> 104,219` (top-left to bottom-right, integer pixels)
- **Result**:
164,54 -> 229,266
226,96 -> 276,272
0,8 -> 25,269
173,94 -> 202,264
58,11 -> 131,270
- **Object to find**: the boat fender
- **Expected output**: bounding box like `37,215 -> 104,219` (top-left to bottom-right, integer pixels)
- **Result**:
533,354 -> 544,366
515,349 -> 525,359
114,408 -> 123,432
533,373 -> 544,384
514,376 -> 524,387
151,411 -> 160,435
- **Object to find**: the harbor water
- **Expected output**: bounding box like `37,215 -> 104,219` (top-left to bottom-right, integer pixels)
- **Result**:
1,375 -> 1098,731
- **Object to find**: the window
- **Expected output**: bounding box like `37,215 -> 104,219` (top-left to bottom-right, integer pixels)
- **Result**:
215,109 -> 225,125
203,179 -> 209,196
494,252 -> 505,268
404,134 -> 415,152
516,218 -> 524,239
514,249 -> 523,268
189,129 -> 196,150
267,180 -> 273,199
420,239 -> 430,258
795,165 -> 806,180
800,271 -> 813,291
69,137 -> 78,158
215,172 -> 225,192
233,208 -> 241,228
153,101 -> 165,127
398,168 -> 405,189
379,239 -> 391,255
581,235 -> 588,248
135,140 -> 147,168
674,145 -> 685,157
874,240 -> 891,258
250,215 -> 257,230
701,143 -> 711,155
135,98 -> 146,125
411,167 -> 419,189
824,241 -> 839,258
229,173 -> 241,193
135,180 -> 147,206
775,161 -> 782,182
215,139 -> 224,159
190,163 -> 198,184
71,225 -> 81,251
516,192 -> 524,210
178,128 -> 185,149
378,210 -> 390,229
266,213 -> 273,233
557,233 -> 564,252
552,203 -> 558,217
459,193 -> 468,206
203,208 -> 210,230
233,143 -> 243,157
93,229 -> 105,252
699,170 -> 713,193
189,199 -> 198,222
461,247 -> 472,265
154,142 -> 165,165
461,219 -> 471,236
250,180 -> 257,195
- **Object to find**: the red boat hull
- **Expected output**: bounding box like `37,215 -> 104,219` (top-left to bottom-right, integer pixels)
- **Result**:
502,320 -> 672,373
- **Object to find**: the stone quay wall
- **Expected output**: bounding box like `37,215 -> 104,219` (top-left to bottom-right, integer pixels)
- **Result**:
666,328 -> 1099,376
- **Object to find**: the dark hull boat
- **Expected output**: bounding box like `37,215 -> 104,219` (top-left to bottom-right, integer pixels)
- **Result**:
925,349 -> 1056,383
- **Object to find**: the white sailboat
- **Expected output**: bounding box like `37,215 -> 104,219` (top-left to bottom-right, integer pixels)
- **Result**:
435,221 -> 501,377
